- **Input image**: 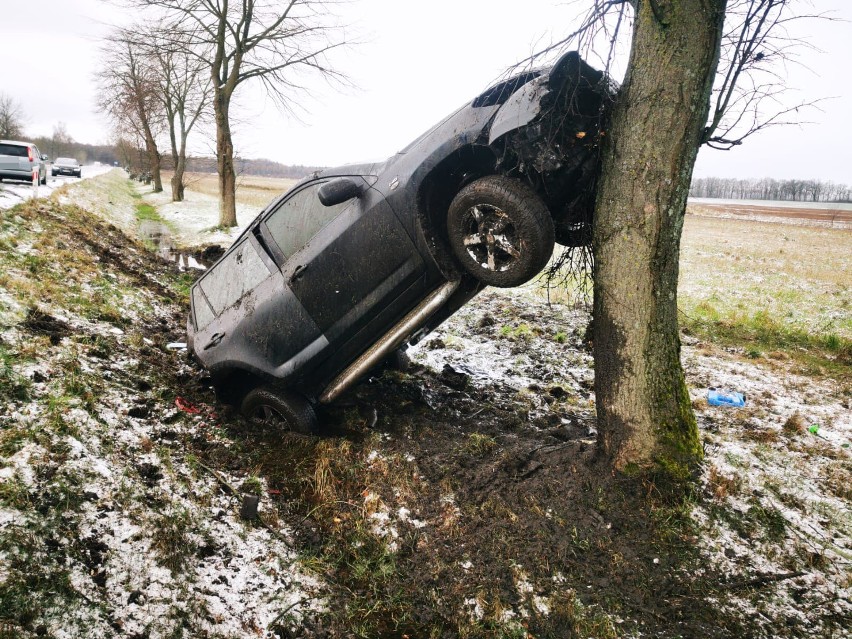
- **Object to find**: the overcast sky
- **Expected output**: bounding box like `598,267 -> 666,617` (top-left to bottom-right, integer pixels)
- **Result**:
2,1 -> 850,183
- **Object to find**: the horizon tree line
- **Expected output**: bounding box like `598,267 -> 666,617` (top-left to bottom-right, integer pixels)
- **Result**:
690,176 -> 851,202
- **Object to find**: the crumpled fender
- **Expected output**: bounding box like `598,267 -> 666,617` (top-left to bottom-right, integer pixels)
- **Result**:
488,76 -> 550,144
487,51 -> 593,146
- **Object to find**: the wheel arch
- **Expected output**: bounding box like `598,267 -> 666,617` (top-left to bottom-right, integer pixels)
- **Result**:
415,144 -> 500,276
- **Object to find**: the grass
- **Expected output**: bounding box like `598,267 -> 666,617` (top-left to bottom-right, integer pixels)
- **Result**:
678,214 -> 851,376
681,300 -> 851,375
135,202 -> 161,222
534,212 -> 851,378
151,507 -> 198,573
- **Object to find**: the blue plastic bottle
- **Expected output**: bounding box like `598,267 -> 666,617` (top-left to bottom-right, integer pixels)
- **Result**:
707,389 -> 746,407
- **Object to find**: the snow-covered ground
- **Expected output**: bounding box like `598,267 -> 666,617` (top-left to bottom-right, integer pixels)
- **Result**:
2,171 -> 847,636
0,173 -> 324,638
142,185 -> 262,249
0,164 -> 113,210
412,288 -> 851,636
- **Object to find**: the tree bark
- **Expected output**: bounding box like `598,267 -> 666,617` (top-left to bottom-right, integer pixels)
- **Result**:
172,155 -> 186,201
593,0 -> 726,476
142,122 -> 163,193
214,91 -> 238,227
167,109 -> 182,201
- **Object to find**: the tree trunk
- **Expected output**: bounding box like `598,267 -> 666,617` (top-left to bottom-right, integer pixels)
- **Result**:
214,91 -> 237,227
144,128 -> 163,193
593,0 -> 726,477
172,157 -> 186,202
168,113 -> 181,201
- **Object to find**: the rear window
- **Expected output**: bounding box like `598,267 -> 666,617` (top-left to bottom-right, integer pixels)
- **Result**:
0,144 -> 29,157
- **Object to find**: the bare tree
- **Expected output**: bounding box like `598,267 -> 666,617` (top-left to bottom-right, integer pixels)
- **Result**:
535,0 -> 828,482
96,28 -> 166,192
49,122 -> 74,160
0,93 -> 25,139
142,22 -> 212,201
131,0 -> 351,226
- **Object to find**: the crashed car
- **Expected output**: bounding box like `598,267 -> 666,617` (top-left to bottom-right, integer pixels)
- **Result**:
188,51 -> 610,432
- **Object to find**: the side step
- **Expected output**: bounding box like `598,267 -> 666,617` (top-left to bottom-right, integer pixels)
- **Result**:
319,280 -> 460,404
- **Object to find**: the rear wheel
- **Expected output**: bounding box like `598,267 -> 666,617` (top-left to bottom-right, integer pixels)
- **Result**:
241,386 -> 316,435
447,176 -> 554,288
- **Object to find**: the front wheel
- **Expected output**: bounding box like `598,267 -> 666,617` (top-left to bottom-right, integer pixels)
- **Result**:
241,386 -> 316,435
447,176 -> 554,288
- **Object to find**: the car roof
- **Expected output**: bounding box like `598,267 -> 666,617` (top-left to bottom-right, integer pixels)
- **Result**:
0,140 -> 34,146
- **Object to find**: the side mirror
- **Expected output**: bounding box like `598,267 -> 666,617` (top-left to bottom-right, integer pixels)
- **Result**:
41,155 -> 49,161
318,177 -> 364,207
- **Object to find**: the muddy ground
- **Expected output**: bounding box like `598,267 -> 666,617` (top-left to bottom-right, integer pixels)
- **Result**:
1,182 -> 849,638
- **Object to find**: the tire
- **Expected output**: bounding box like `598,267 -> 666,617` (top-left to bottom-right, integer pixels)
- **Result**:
40,173 -> 47,185
447,175 -> 555,287
240,386 -> 316,434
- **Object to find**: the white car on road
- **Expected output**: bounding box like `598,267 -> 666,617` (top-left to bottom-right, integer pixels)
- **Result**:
0,140 -> 48,184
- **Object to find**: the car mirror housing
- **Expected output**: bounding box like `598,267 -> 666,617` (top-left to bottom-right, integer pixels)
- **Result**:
41,155 -> 49,161
318,177 -> 364,207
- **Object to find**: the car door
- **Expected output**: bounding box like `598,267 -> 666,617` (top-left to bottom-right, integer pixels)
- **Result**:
260,177 -> 424,347
191,232 -> 325,380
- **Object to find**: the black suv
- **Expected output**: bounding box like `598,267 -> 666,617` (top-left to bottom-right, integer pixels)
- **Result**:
188,52 -> 609,432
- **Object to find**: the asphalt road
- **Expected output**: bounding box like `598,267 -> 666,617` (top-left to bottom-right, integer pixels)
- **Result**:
0,164 -> 114,210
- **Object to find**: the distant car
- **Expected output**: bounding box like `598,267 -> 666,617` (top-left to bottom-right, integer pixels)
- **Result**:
188,51 -> 610,433
52,157 -> 82,178
0,140 -> 48,184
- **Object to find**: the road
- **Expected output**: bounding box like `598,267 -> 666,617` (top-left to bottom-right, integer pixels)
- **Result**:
0,164 -> 114,210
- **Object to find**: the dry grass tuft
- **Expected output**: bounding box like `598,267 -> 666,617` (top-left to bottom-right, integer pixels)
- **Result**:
708,464 -> 743,501
782,412 -> 806,436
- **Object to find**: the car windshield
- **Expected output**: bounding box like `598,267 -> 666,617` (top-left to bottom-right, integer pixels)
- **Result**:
57,157 -> 78,165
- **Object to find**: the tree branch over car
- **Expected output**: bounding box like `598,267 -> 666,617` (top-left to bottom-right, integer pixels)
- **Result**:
130,0 -> 352,227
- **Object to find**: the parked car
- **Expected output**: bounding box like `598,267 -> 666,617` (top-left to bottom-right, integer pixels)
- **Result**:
0,140 -> 48,184
52,157 -> 82,178
188,51 -> 611,432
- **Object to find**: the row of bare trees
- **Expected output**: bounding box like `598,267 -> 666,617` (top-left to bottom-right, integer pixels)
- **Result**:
690,176 -> 852,202
96,1 -> 348,223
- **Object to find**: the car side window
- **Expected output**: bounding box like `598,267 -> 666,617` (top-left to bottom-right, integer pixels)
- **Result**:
192,287 -> 215,329
264,182 -> 350,262
197,239 -> 272,318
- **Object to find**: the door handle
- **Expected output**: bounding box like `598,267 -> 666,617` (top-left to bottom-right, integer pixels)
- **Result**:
203,332 -> 225,350
290,264 -> 309,282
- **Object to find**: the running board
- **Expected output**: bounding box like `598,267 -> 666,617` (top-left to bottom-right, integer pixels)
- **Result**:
319,280 -> 460,404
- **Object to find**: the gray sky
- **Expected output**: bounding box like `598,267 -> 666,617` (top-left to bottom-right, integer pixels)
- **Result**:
2,0 -> 850,183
